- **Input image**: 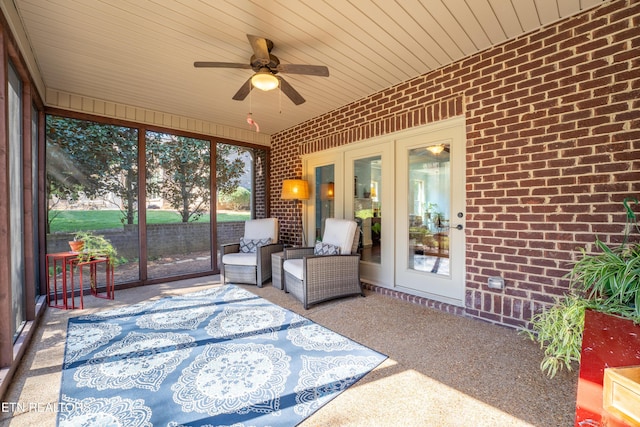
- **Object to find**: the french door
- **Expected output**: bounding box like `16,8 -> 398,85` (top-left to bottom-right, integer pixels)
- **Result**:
344,142 -> 394,286
302,117 -> 466,306
395,118 -> 466,305
304,152 -> 344,245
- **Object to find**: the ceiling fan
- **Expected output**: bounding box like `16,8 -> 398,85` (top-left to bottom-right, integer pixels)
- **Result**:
194,34 -> 329,105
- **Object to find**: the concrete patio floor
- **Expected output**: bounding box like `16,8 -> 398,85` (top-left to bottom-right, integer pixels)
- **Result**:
0,276 -> 578,426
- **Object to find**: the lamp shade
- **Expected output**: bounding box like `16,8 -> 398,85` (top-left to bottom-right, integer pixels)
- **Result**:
281,179 -> 310,200
251,69 -> 279,91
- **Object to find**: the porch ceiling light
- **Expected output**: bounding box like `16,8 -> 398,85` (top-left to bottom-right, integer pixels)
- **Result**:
427,144 -> 445,155
251,68 -> 279,91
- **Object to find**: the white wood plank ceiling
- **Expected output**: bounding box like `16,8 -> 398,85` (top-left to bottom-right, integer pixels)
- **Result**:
11,0 -> 605,135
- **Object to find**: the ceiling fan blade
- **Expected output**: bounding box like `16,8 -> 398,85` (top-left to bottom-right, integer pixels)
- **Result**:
232,78 -> 253,101
246,34 -> 270,64
278,77 -> 305,105
277,64 -> 329,77
194,62 -> 251,69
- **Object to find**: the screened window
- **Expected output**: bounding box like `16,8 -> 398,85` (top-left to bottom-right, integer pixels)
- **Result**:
45,115 -> 269,285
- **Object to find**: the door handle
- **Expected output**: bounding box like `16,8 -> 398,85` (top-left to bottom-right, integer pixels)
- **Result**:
455,224 -> 463,230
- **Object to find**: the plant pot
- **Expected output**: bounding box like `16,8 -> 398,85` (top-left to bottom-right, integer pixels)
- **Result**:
69,240 -> 85,252
575,309 -> 640,426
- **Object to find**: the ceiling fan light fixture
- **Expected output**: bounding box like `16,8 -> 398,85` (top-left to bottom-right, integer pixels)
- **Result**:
251,69 -> 279,91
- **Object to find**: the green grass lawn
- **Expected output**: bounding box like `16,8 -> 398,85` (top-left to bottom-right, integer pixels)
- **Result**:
48,210 -> 251,233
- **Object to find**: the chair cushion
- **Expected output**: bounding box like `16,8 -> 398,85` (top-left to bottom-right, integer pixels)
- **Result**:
283,259 -> 304,280
239,237 -> 272,253
314,241 -> 341,255
222,252 -> 257,266
244,218 -> 278,241
322,218 -> 357,255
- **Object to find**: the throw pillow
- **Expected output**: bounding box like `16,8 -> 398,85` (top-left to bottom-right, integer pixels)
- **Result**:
239,237 -> 272,253
314,241 -> 341,256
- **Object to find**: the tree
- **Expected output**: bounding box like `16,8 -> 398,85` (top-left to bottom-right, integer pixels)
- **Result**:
145,135 -> 246,222
47,117 -> 248,228
46,116 -> 139,231
216,143 -> 248,196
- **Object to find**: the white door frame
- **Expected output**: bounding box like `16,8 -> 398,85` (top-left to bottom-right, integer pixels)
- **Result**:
394,117 -> 466,306
301,116 -> 466,305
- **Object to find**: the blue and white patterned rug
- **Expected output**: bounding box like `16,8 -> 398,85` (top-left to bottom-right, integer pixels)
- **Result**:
58,285 -> 387,426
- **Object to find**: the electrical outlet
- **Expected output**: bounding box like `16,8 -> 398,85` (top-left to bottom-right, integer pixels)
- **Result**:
488,276 -> 504,290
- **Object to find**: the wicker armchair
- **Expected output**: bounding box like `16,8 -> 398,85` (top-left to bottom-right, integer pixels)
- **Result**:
221,218 -> 283,287
283,218 -> 363,309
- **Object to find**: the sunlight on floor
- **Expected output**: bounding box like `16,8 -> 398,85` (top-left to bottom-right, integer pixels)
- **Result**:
307,362 -> 537,427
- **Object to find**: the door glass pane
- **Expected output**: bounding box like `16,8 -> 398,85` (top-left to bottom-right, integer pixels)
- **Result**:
315,165 -> 334,242
354,156 -> 381,264
145,131 -> 211,279
408,144 -> 450,276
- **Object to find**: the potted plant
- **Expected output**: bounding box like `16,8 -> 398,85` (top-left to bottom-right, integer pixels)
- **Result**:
525,197 -> 640,425
71,230 -> 118,266
68,236 -> 85,252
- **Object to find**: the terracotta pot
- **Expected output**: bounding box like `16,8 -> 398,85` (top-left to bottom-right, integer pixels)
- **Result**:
575,309 -> 640,426
69,240 -> 84,252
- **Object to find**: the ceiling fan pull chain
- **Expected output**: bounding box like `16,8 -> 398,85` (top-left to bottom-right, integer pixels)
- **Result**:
246,113 -> 260,133
246,89 -> 259,132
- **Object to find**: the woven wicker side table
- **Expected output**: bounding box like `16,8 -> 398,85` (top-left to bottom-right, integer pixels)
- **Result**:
271,251 -> 285,290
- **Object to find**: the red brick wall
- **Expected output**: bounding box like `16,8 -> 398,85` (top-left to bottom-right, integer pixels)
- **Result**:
270,0 -> 640,328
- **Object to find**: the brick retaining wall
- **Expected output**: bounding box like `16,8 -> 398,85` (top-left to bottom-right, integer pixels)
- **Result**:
47,221 -> 245,260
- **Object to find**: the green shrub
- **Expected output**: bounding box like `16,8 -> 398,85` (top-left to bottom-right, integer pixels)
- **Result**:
219,187 -> 250,211
524,197 -> 640,378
